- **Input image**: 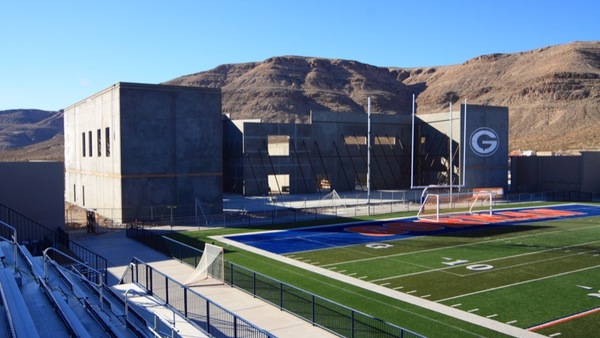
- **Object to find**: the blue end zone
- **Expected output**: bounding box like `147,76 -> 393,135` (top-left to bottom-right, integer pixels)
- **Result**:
225,204 -> 600,255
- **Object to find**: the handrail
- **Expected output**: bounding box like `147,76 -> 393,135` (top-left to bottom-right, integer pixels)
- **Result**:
43,247 -> 105,310
43,247 -> 104,286
0,220 -> 18,272
125,288 -> 184,338
121,257 -> 273,337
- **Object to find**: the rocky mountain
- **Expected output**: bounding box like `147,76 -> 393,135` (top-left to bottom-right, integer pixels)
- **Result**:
165,41 -> 600,152
0,109 -> 64,161
2,41 -> 599,161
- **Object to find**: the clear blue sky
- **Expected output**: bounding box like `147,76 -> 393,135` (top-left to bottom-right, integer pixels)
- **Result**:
1,0 -> 598,111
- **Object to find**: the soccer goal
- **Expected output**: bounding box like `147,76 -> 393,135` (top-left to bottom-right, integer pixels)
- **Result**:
320,189 -> 348,214
417,191 -> 494,222
184,243 -> 225,286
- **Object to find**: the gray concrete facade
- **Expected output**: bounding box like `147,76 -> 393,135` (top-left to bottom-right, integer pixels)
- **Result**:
64,82 -> 222,223
227,104 -> 509,196
511,151 -> 600,193
0,161 -> 65,231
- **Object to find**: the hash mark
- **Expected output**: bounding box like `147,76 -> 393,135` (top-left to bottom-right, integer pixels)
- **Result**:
450,303 -> 461,308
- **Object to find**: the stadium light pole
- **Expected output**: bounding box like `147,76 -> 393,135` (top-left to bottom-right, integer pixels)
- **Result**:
367,97 -> 371,215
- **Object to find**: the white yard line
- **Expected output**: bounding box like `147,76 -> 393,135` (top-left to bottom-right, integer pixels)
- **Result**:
436,264 -> 600,302
369,239 -> 600,282
320,222 -> 600,267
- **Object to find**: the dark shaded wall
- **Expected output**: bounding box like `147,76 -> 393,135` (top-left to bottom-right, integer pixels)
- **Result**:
0,162 -> 65,230
511,152 -> 600,193
461,104 -> 509,191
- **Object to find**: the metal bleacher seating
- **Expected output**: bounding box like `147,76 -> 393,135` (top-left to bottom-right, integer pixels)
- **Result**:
0,233 -> 209,338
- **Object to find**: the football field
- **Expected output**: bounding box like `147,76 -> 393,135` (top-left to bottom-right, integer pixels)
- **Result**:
226,203 -> 600,337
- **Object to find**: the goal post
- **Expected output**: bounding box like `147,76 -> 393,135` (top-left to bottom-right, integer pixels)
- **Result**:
184,243 -> 225,286
417,191 -> 493,222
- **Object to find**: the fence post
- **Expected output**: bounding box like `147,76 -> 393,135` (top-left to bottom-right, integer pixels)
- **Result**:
165,276 -> 169,304
312,294 -> 315,324
351,310 -> 355,338
279,282 -> 283,310
184,288 -> 188,317
206,301 -> 211,334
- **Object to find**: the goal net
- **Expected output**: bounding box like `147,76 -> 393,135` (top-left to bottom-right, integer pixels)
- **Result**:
417,191 -> 493,222
320,189 -> 348,214
184,243 -> 225,286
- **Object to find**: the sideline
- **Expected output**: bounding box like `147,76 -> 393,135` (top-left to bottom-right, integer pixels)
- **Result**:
213,235 -> 546,338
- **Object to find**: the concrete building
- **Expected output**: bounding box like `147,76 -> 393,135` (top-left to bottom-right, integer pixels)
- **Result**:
0,161 -> 65,236
64,82 -> 222,223
225,104 -> 509,196
510,151 -> 600,196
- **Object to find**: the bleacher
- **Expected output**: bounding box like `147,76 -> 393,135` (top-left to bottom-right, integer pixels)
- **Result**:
0,231 -> 210,338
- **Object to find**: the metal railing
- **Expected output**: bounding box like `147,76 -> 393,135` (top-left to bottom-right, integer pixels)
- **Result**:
120,257 -> 274,338
126,231 -> 425,338
0,203 -> 108,283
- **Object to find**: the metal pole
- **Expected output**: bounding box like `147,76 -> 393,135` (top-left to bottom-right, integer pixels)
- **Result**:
410,94 -> 415,188
367,97 -> 371,214
463,99 -> 468,186
449,103 -> 453,201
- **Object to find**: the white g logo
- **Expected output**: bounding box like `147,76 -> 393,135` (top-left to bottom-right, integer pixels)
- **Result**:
470,128 -> 499,157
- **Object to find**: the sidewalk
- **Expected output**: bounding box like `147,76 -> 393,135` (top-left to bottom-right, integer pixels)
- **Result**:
71,229 -> 338,338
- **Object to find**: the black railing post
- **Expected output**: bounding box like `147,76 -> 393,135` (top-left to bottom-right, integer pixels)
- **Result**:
165,276 -> 169,304
206,301 -> 211,334
279,282 -> 283,309
312,294 -> 315,324
147,265 -> 152,294
351,310 -> 355,338
184,288 -> 188,317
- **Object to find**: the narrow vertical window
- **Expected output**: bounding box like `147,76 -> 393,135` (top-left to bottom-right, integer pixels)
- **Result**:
105,127 -> 110,157
88,131 -> 93,157
73,184 -> 77,202
97,129 -> 102,157
82,132 -> 86,157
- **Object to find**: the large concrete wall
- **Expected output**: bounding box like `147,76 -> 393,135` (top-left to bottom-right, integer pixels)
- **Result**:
233,111 -> 412,196
0,162 -> 65,231
461,104 -> 509,191
511,151 -> 600,193
65,83 -> 222,222
64,83 -> 122,220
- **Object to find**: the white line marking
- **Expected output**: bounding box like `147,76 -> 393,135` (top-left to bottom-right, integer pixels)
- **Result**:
487,314 -> 498,318
548,333 -> 562,337
421,294 -> 431,298
577,285 -> 593,290
468,308 -> 479,313
506,320 -> 518,324
393,286 -> 403,290
450,303 -> 462,308
437,264 -> 600,302
406,290 -> 417,294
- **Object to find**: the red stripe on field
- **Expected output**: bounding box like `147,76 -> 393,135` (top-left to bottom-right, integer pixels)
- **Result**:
528,306 -> 600,332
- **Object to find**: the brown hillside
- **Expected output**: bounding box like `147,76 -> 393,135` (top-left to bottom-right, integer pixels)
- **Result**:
166,41 -> 600,152
404,41 -> 600,151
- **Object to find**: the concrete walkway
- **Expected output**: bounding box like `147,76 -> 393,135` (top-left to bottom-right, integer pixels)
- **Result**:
70,229 -> 338,338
